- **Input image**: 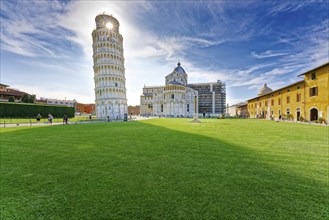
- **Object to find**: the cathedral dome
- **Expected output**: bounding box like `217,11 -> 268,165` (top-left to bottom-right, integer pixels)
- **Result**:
258,83 -> 273,96
174,62 -> 186,74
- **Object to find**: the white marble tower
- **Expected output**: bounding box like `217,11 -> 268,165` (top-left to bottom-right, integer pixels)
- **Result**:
92,14 -> 127,120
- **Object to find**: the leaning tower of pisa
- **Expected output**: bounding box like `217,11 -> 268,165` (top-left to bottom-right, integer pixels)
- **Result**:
92,14 -> 127,120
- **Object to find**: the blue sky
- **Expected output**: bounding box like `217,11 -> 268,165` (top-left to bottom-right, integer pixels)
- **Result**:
1,0 -> 328,106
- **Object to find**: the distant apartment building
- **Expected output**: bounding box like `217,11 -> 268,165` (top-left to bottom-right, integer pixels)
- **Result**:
38,97 -> 76,107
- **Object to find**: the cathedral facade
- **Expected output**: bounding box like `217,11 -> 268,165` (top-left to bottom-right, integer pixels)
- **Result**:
140,63 -> 226,117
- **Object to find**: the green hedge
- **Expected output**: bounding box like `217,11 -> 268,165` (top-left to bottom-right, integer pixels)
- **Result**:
0,102 -> 75,118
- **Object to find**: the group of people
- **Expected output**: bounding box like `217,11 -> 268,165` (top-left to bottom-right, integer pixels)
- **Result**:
35,113 -> 68,125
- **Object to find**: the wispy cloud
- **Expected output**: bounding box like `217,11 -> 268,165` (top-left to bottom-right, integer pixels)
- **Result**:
240,63 -> 274,74
266,1 -> 316,16
273,18 -> 329,73
252,50 -> 290,59
1,0 -> 70,57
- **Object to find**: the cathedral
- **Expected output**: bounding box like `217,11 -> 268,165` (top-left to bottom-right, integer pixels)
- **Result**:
140,63 -> 226,117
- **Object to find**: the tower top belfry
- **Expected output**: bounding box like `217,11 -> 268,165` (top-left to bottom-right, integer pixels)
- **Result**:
95,14 -> 120,32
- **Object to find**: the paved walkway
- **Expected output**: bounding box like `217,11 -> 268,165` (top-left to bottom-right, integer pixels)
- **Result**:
1,116 -> 157,128
1,122 -> 64,128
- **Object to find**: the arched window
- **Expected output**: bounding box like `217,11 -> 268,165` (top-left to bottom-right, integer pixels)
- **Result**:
296,93 -> 301,102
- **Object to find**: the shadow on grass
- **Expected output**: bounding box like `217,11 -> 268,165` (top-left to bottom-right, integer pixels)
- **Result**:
1,120 -> 328,219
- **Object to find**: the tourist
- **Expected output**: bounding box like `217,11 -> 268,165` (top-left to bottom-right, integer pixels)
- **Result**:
48,114 -> 53,124
63,115 -> 68,124
36,113 -> 41,123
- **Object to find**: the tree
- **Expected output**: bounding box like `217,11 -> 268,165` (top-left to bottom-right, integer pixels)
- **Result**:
8,96 -> 15,102
21,94 -> 34,103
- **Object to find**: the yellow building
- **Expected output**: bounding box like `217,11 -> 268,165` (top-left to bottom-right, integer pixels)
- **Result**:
248,62 -> 329,123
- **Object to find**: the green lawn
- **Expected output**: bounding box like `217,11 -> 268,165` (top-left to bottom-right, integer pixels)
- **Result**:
1,119 -> 328,219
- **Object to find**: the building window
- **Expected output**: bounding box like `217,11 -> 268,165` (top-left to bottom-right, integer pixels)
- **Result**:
187,104 -> 189,112
309,87 -> 318,97
171,94 -> 174,99
286,108 -> 290,115
297,86 -> 300,89
271,99 -> 274,106
287,89 -> 290,92
161,104 -> 163,112
115,82 -> 118,87
287,96 -> 290,104
311,72 -> 316,80
259,102 -> 262,107
296,93 -> 301,102
278,98 -> 281,105
265,101 -> 268,106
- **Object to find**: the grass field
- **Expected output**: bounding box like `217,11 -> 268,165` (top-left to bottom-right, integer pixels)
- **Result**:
1,119 -> 328,219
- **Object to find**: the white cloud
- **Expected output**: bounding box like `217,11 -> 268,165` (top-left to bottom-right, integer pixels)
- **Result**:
180,36 -> 226,48
267,1 -> 315,16
1,0 -> 69,57
252,50 -> 290,59
237,63 -> 274,75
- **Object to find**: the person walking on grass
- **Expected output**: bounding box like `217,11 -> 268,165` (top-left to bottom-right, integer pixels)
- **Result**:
63,115 -> 68,124
48,114 -> 53,124
36,113 -> 41,123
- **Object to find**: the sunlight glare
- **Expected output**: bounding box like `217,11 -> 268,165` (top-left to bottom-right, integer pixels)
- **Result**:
106,22 -> 113,29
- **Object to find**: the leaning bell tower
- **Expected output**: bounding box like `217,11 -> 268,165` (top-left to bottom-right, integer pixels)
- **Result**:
92,13 -> 128,120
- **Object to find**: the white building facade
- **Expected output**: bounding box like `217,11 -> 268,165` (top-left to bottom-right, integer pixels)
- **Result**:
92,14 -> 128,120
43,98 -> 76,107
140,63 -> 198,117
